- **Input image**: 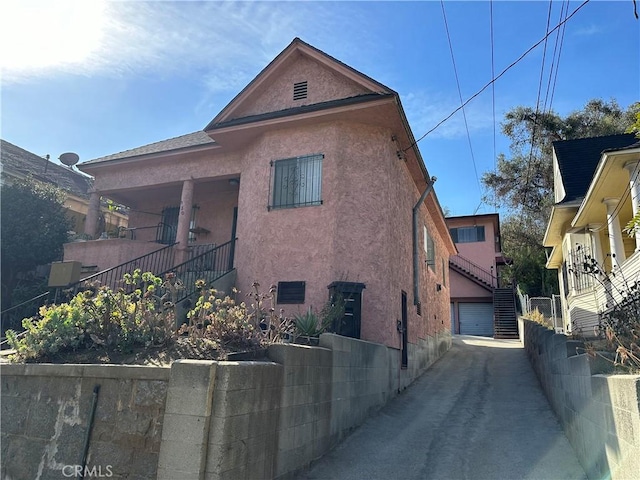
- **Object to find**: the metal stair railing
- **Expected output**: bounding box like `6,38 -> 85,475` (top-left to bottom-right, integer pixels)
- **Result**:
1,291 -> 53,334
66,242 -> 178,295
449,254 -> 497,288
158,239 -> 236,304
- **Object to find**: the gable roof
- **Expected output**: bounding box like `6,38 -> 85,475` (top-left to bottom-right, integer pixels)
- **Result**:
205,37 -> 395,130
81,131 -> 216,166
1,139 -> 93,198
552,133 -> 637,204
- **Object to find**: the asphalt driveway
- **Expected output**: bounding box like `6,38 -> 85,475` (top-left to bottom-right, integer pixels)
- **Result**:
298,335 -> 587,480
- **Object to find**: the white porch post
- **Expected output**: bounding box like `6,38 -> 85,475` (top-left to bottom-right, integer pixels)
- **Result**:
602,197 -> 626,268
84,191 -> 101,239
176,179 -> 194,264
624,160 -> 640,251
588,224 -> 605,270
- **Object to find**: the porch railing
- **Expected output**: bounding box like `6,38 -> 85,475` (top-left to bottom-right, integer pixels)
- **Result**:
158,239 -> 236,304
65,242 -> 178,294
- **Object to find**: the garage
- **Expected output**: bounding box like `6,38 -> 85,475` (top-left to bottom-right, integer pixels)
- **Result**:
459,302 -> 494,337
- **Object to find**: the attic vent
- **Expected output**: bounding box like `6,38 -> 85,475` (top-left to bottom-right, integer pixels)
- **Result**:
293,81 -> 308,100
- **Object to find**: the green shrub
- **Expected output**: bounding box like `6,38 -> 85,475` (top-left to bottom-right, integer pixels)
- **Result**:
6,270 -> 174,361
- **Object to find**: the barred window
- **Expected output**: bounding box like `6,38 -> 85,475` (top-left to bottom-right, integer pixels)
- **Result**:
269,154 -> 323,209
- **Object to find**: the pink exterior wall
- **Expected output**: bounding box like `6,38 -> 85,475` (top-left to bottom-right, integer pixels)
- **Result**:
231,54 -> 369,120
233,121 -> 452,347
72,46 -> 455,350
447,216 -> 497,273
447,215 -> 498,302
64,239 -> 166,274
449,270 -> 492,300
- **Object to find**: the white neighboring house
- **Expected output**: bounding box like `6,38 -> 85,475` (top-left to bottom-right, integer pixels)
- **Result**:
544,133 -> 640,336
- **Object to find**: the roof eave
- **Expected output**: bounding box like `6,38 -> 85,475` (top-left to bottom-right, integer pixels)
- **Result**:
78,143 -> 220,172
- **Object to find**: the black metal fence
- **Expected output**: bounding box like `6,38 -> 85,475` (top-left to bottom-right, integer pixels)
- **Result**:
449,254 -> 496,288
1,291 -> 53,335
568,244 -> 594,294
65,242 -> 177,294
160,239 -> 235,304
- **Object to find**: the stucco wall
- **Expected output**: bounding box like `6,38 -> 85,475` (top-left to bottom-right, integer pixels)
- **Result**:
449,269 -> 493,299
1,364 -> 169,480
521,319 -> 640,480
233,121 -> 452,349
79,118 -> 452,351
231,54 -> 369,120
64,239 -> 167,274
446,216 -> 497,273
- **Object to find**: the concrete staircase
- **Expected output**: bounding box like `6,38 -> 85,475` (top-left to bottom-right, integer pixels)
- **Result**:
493,287 -> 519,339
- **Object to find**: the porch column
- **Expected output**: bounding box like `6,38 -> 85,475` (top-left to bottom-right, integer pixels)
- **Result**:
84,191 -> 101,239
587,224 -> 605,270
602,197 -> 626,268
176,179 -> 194,264
624,160 -> 640,251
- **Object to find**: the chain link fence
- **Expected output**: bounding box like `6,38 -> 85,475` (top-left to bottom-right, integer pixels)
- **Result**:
519,288 -> 564,334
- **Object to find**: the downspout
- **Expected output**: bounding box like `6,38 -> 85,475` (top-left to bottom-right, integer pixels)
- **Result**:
413,176 -> 437,305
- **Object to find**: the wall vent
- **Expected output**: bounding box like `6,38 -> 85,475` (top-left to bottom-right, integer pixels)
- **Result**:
277,281 -> 306,304
293,81 -> 308,100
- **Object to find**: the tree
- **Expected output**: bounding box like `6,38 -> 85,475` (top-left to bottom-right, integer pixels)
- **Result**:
1,179 -> 72,309
483,99 -> 639,295
484,99 -> 639,218
499,216 -> 557,297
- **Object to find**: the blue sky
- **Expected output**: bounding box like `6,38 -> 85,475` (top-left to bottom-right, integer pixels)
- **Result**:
1,0 -> 638,216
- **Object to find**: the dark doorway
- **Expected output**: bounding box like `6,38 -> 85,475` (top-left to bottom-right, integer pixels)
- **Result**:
327,282 -> 365,339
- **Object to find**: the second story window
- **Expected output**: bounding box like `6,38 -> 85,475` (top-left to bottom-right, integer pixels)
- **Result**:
450,226 -> 485,243
424,226 -> 436,271
269,154 -> 323,209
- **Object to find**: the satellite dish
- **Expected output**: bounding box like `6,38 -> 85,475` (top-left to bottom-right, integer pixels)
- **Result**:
59,152 -> 80,167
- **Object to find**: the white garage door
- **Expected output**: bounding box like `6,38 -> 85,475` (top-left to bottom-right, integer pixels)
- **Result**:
459,303 -> 494,337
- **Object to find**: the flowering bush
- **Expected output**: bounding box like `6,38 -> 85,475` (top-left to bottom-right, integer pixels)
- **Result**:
179,282 -> 293,351
6,270 -> 175,361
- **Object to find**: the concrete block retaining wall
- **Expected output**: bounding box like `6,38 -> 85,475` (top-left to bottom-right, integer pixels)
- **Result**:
1,364 -> 170,480
520,319 -> 640,480
2,331 -> 451,479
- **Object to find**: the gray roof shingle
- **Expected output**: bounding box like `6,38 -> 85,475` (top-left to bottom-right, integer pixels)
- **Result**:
81,131 -> 216,166
1,139 -> 93,198
553,133 -> 638,204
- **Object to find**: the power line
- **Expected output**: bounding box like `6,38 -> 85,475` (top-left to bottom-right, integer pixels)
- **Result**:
521,0 -> 555,211
490,0 -> 497,211
542,0 -> 569,114
548,0 -> 570,111
404,0 -> 590,152
439,0 -> 481,196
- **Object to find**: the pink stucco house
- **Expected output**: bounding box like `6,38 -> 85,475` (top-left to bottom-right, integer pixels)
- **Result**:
446,213 -> 516,337
64,38 -> 455,364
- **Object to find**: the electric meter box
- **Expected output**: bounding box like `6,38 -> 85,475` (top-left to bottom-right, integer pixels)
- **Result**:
48,261 -> 82,287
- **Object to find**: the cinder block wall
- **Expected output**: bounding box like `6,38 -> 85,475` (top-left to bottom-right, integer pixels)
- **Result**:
206,361 -> 284,480
2,331 -> 451,480
521,319 -> 640,480
1,364 -> 170,480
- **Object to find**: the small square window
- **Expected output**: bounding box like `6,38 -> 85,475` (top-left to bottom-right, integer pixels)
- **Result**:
277,281 -> 306,304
